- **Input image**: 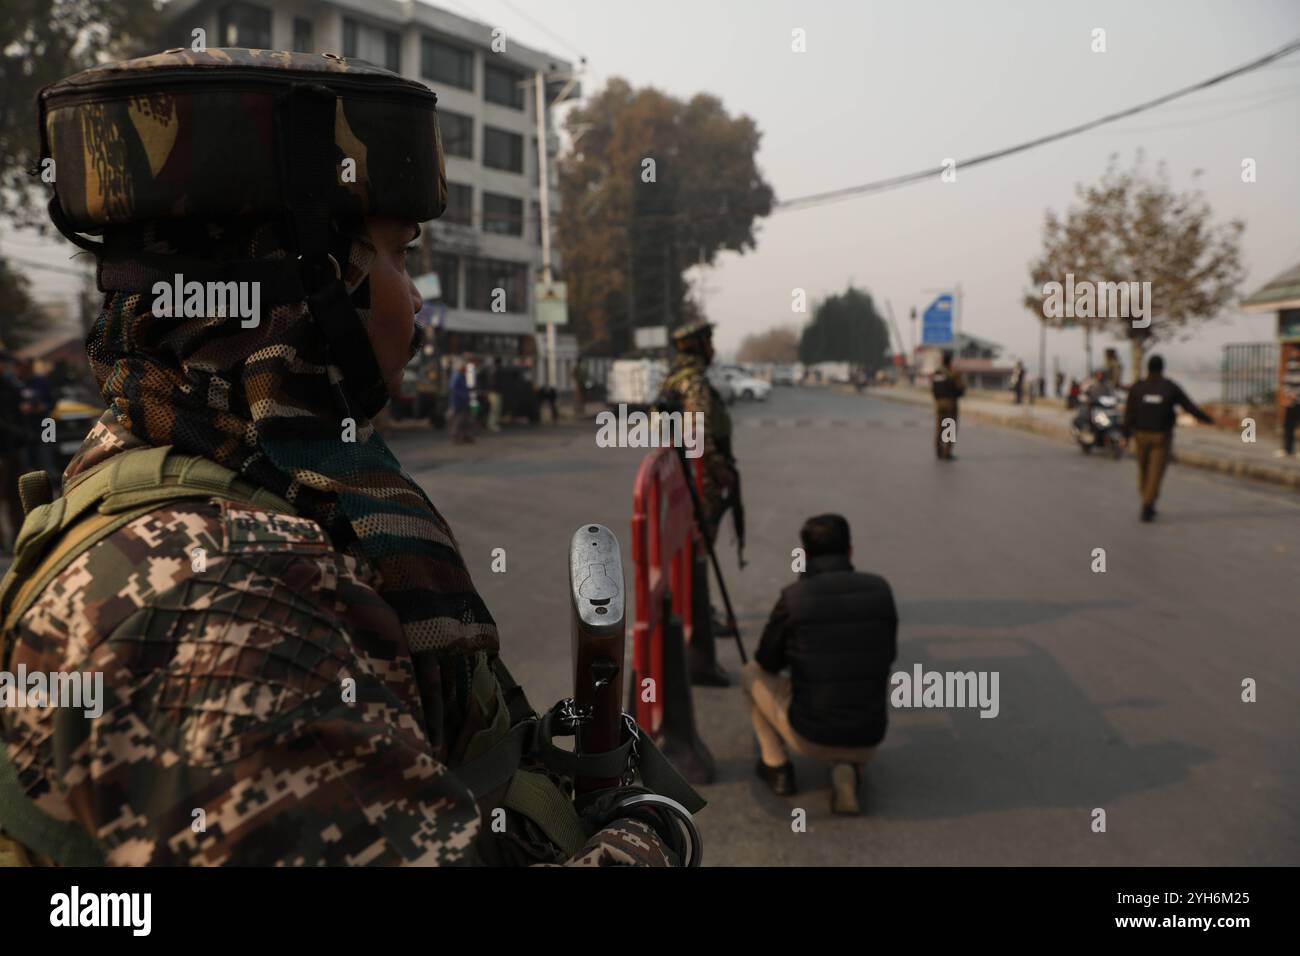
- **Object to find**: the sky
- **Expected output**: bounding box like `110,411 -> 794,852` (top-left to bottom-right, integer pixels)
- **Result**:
6,0 -> 1299,383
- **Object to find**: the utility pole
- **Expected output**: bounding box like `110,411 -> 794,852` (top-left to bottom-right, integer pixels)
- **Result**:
534,69 -> 556,390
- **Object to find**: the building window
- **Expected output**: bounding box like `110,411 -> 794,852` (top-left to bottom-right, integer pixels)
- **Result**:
428,252 -> 460,308
422,36 -> 473,90
483,193 -> 523,236
292,17 -> 313,53
219,3 -> 272,49
342,17 -> 400,72
444,183 -> 473,227
440,111 -> 473,159
483,126 -> 523,173
485,62 -> 526,109
465,257 -> 528,313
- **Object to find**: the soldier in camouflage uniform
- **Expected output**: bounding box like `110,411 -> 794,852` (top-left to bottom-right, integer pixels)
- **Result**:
657,320 -> 739,687
0,49 -> 684,867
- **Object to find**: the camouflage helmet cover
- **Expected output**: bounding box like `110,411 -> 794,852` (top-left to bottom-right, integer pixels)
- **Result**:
39,48 -> 448,232
671,319 -> 715,349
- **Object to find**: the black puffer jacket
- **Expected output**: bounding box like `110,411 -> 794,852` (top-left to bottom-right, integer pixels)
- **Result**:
756,554 -> 898,747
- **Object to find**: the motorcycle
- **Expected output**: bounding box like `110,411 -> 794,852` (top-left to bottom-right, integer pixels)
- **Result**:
1071,393 -> 1125,458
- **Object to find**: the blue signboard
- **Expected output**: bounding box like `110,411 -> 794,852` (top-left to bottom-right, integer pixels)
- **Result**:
922,294 -> 954,345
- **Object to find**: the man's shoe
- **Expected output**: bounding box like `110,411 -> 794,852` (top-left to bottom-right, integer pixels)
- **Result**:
755,759 -> 797,796
1140,505 -> 1155,522
690,662 -> 730,688
829,763 -> 861,815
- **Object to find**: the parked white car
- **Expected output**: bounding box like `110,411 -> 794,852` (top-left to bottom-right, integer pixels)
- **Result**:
721,369 -> 771,401
706,367 -> 736,403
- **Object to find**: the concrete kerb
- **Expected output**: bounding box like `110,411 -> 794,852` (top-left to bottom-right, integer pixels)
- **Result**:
866,388 -> 1300,493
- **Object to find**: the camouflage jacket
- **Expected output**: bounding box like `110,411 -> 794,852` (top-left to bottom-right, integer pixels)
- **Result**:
1,490 -> 669,867
659,355 -> 736,524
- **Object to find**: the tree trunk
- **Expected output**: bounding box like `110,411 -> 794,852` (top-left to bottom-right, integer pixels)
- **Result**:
1128,337 -> 1146,387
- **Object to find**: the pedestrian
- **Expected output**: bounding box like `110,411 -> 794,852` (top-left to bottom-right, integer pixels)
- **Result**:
742,514 -> 897,815
1067,377 -> 1081,410
1121,354 -> 1215,522
657,319 -> 742,686
1276,351 -> 1300,458
450,361 -> 474,443
1103,347 -> 1123,390
15,357 -> 58,484
1054,370 -> 1065,399
484,356 -> 503,432
0,350 -> 28,552
1012,360 -> 1025,404
572,358 -> 586,418
931,350 -> 965,460
0,49 -> 686,867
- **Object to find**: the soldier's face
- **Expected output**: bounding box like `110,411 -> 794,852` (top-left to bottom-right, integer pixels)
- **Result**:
364,217 -> 422,398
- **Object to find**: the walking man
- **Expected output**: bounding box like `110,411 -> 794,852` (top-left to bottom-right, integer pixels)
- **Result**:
1277,350 -> 1300,458
1122,354 -> 1215,522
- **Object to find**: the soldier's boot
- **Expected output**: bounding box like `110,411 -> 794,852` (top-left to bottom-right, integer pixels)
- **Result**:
690,550 -> 730,687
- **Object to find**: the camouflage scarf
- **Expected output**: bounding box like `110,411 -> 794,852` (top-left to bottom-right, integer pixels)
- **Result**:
65,218 -> 498,662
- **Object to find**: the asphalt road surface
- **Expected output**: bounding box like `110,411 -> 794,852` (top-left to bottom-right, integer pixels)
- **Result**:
390,386 -> 1299,866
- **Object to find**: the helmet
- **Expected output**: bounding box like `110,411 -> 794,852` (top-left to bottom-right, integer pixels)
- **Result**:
39,47 -> 448,418
671,319 -> 715,355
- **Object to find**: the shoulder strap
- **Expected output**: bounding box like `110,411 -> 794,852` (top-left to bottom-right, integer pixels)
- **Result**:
0,446 -> 296,641
0,446 -> 299,867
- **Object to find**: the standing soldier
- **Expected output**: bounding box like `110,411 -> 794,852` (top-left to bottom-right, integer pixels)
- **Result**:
931,351 -> 965,460
658,320 -> 740,687
0,49 -> 694,867
1122,354 -> 1215,522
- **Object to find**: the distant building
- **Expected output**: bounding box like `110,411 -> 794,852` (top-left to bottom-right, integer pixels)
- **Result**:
1241,260 -> 1300,421
915,332 -> 1014,390
161,0 -> 572,360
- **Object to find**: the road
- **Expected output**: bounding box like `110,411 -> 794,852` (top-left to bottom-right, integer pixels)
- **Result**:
390,386 -> 1300,866
4,387 -> 1295,865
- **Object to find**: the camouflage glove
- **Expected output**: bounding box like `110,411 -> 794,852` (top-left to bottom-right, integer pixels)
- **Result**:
576,785 -> 688,866
565,817 -> 676,867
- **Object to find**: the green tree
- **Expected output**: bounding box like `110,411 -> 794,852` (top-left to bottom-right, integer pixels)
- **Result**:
557,78 -> 774,354
1024,152 -> 1245,383
0,0 -> 161,231
798,286 -> 890,371
0,259 -> 43,350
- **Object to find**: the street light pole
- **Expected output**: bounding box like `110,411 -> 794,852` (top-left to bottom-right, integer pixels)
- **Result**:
534,68 -> 555,391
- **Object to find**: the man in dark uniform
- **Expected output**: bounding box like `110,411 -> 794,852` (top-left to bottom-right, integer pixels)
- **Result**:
658,320 -> 739,686
931,351 -> 965,460
1122,354 -> 1215,522
1278,349 -> 1300,459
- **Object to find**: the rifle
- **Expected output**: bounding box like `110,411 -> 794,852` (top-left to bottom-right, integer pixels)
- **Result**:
568,524 -> 704,865
568,523 -> 627,794
671,446 -> 748,664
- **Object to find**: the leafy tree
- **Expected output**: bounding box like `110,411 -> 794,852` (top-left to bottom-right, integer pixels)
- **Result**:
557,78 -> 774,354
0,259 -> 44,350
1024,152 -> 1245,383
798,286 -> 890,371
0,0 -> 161,231
737,326 -> 799,363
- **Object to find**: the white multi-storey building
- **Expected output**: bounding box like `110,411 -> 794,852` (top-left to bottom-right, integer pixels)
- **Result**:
164,0 -> 569,360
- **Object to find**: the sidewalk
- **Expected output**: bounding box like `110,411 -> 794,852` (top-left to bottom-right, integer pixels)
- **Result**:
869,385 -> 1300,492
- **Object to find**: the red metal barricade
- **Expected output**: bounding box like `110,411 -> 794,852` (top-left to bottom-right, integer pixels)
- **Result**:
630,447 -> 697,735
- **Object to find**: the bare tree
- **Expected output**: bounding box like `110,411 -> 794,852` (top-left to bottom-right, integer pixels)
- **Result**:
1024,152 -> 1245,382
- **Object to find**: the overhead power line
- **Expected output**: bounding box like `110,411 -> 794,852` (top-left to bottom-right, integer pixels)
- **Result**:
775,35 -> 1300,214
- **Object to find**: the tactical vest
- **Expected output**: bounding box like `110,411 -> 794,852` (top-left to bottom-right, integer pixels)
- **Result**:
0,446 -> 700,866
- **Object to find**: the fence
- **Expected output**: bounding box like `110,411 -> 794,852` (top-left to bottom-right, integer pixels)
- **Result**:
1221,343 -> 1278,405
